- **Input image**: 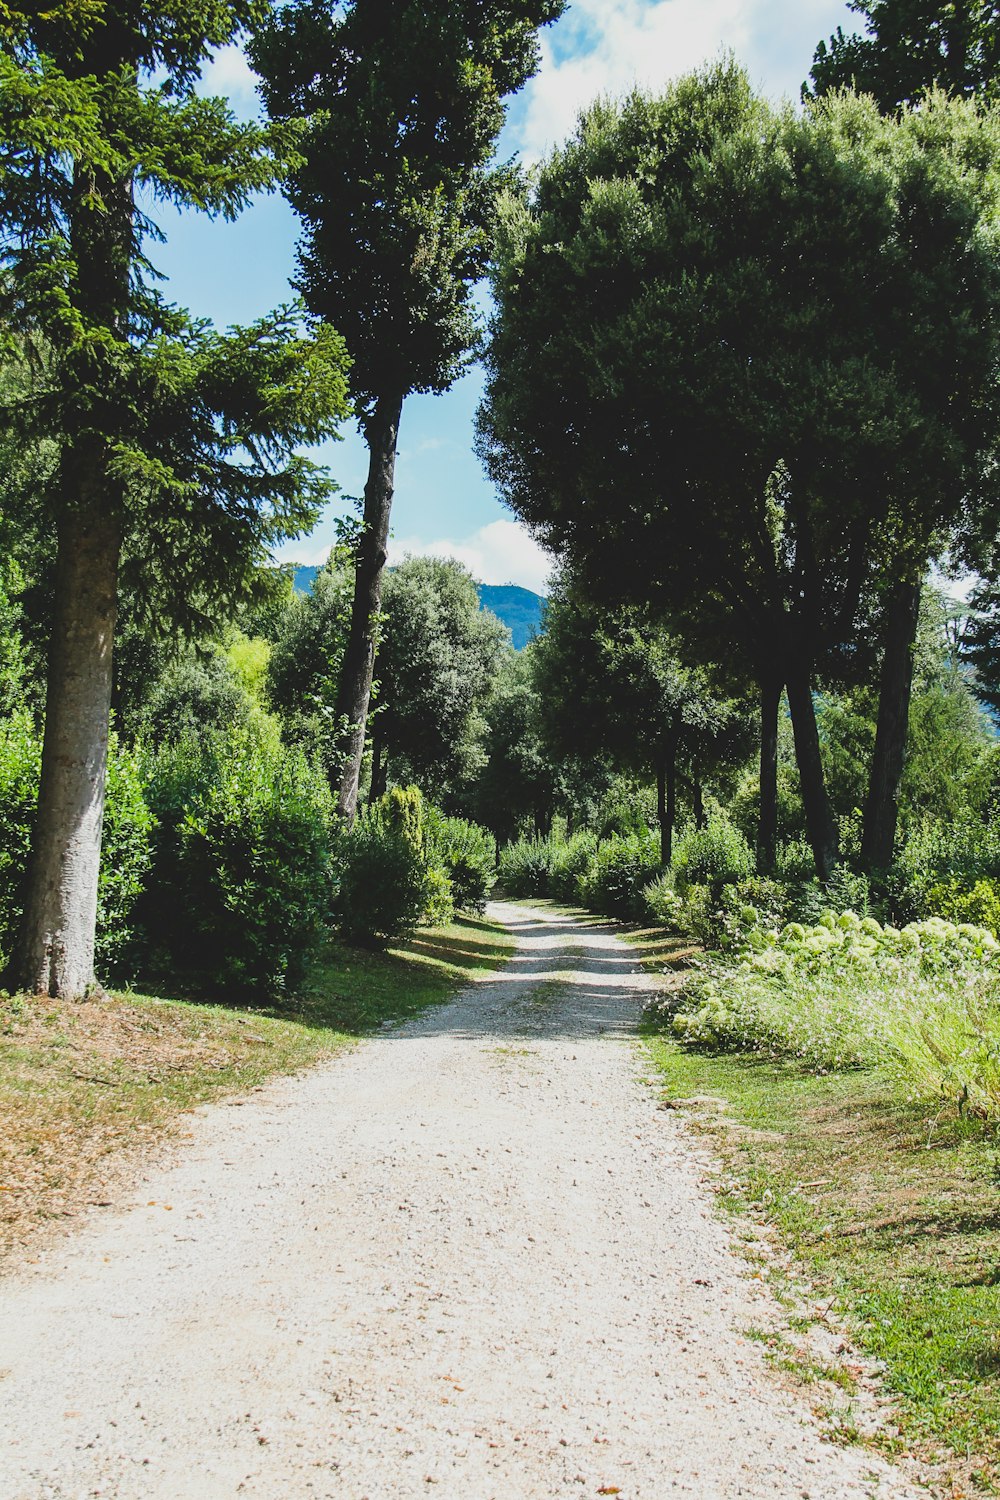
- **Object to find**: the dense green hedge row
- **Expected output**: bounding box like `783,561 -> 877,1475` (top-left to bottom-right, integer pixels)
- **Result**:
0,721 -> 496,998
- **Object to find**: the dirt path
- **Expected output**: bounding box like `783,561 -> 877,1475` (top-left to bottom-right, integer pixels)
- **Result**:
0,903 -> 918,1500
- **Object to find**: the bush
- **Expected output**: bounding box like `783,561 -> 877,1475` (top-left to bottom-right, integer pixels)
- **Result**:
654,910 -> 1000,1116
580,832 -> 661,920
0,713 -> 41,965
334,812 -> 430,948
0,716 -> 153,977
924,876 -> 1000,936
642,870 -> 683,927
550,831 -> 598,903
97,735 -> 156,974
139,731 -> 333,994
673,818 -> 753,894
498,837 -> 558,897
425,809 -> 496,912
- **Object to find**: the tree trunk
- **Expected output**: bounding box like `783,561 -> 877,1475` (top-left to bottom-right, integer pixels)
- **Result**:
860,576 -> 922,873
11,499 -> 121,997
368,718 -> 387,804
10,160 -> 130,998
693,781 -> 706,831
757,675 -> 782,873
786,666 -> 839,880
335,394 -> 404,824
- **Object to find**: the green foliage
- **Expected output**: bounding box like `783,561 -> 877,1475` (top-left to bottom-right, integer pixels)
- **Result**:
672,819 -> 754,894
376,557 -> 511,801
548,831 -> 598,903
661,911 -> 1000,1117
0,712 -> 41,965
139,732 -> 333,996
923,876 -> 1000,935
0,715 -> 153,976
97,737 -> 155,974
807,0 -> 1000,109
334,813 -> 431,949
250,0 -> 565,416
497,836 -> 557,897
579,832 -> 661,920
425,809 -> 497,913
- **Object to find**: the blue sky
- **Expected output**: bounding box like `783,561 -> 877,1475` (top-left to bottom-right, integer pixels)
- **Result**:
154,0 -> 857,594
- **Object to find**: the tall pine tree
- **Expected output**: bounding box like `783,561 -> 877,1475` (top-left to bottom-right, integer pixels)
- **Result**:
250,0 -> 564,823
0,1 -> 351,997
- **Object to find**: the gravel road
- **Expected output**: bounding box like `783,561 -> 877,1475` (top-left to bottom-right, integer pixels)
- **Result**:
0,902 -> 919,1500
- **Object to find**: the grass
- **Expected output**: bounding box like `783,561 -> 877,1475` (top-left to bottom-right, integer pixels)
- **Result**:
630,917 -> 1000,1495
0,913 -> 513,1265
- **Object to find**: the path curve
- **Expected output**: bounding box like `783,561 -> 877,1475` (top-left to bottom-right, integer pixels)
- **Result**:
0,903 -> 918,1500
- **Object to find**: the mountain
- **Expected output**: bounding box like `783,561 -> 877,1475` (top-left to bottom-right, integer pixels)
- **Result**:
291,566 -> 545,649
477,584 -> 546,649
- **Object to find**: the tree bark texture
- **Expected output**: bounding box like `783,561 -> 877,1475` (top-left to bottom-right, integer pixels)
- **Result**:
757,676 -> 781,873
11,161 -> 130,998
860,576 -> 922,873
335,395 -> 404,824
12,500 -> 121,996
786,667 -> 839,881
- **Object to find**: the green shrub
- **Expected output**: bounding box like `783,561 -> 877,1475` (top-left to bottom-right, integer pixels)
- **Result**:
0,716 -> 153,977
97,735 -> 156,973
550,831 -> 598,903
715,877 -> 794,951
642,870 -> 683,927
580,832 -> 661,920
425,809 -> 496,912
673,818 -> 753,894
498,837 -> 558,897
421,862 -> 455,927
0,712 -> 41,964
924,876 -> 1000,935
655,910 -> 1000,1116
140,731 -> 333,994
334,811 -> 429,948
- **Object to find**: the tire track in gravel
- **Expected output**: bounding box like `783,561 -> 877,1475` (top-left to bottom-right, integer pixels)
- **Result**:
0,902 -> 919,1500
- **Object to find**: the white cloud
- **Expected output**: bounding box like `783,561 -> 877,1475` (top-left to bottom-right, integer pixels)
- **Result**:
389,520 -> 554,595
513,0 -> 854,161
201,44 -> 259,106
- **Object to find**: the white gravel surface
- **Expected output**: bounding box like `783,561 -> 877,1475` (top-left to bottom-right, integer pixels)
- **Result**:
0,902 -> 920,1500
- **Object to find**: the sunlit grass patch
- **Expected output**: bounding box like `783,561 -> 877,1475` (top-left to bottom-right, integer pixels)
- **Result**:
642,1033 -> 1000,1493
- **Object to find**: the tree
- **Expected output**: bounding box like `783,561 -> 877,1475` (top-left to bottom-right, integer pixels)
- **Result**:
477,67 -> 1000,878
374,557 -> 510,803
0,1 -> 352,997
250,0 -> 564,822
532,572 -> 751,863
807,0 -> 1000,107
808,2 -> 1000,872
467,648 -> 559,843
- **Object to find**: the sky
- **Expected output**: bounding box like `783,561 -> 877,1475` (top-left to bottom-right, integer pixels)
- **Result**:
153,0 -> 858,596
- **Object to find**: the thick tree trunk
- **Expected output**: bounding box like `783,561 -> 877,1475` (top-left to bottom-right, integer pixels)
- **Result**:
757,675 -> 782,874
11,499 -> 121,997
335,395 -> 404,824
786,666 -> 839,880
860,576 -> 922,873
10,159 -> 130,998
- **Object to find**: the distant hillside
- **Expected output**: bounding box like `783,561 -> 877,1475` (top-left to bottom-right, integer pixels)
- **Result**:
477,584 -> 545,649
292,566 -> 545,650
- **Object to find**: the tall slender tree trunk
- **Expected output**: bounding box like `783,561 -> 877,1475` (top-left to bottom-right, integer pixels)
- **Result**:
861,575 -> 922,873
693,781 -> 705,831
10,160 -> 129,998
335,394 -> 403,824
786,665 -> 839,880
656,743 -> 677,867
757,674 -> 781,874
368,718 -> 387,804
11,491 -> 121,997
